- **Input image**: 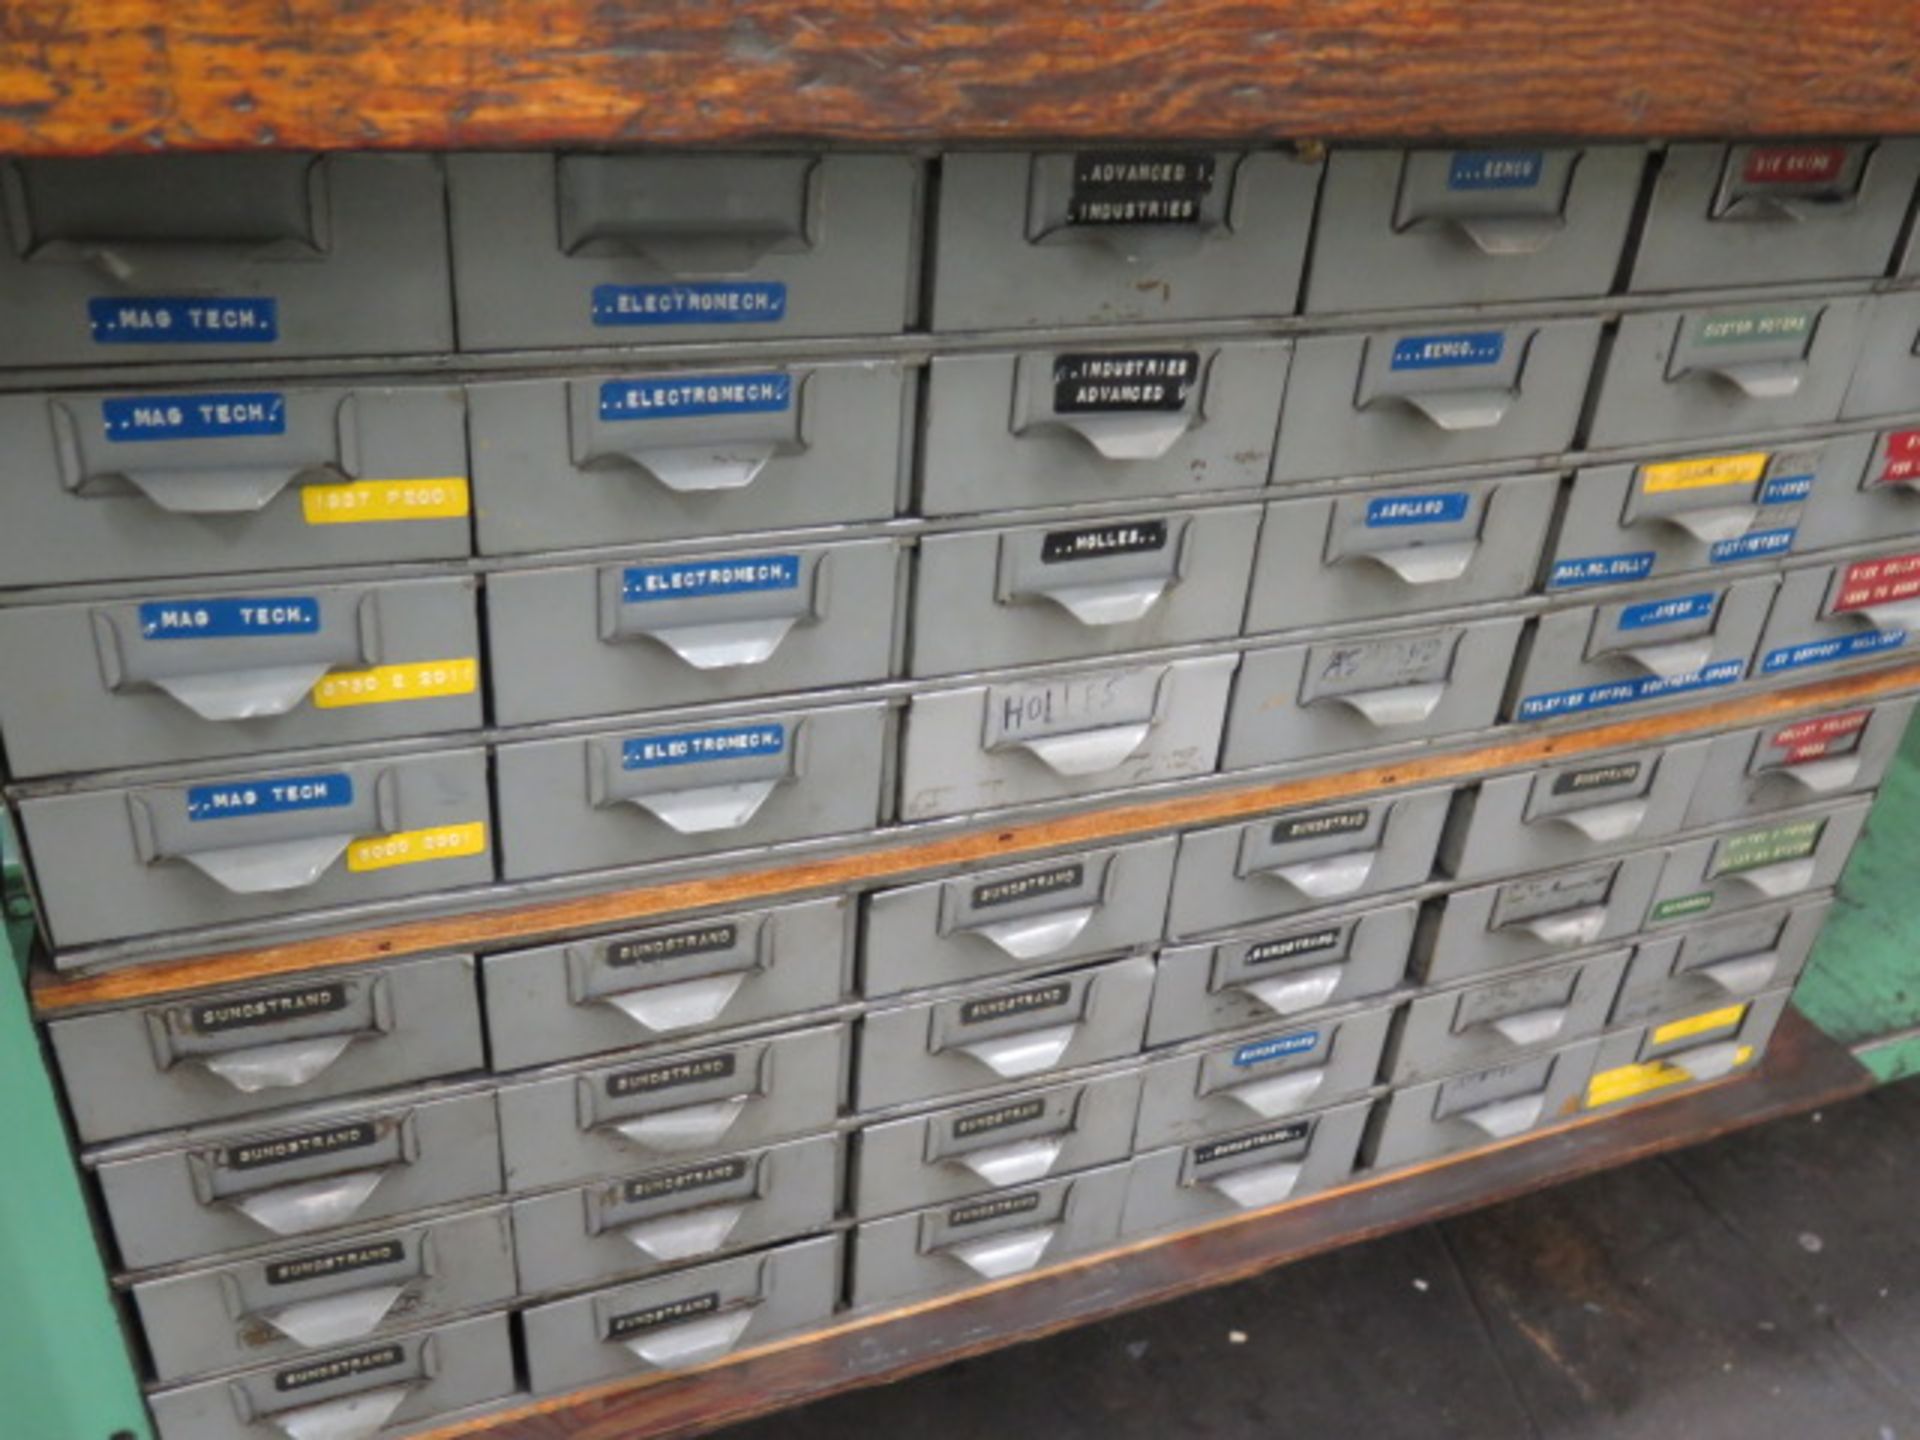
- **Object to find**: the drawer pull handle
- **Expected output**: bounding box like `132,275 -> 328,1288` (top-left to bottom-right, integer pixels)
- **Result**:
1668,1040 -> 1746,1084
1621,637 -> 1714,681
1779,755 -> 1861,794
1726,858 -> 1817,899
1210,1160 -> 1303,1211
972,906 -> 1096,962
153,666 -> 333,723
947,1226 -> 1057,1280
628,444 -> 777,494
957,1136 -> 1067,1188
1664,505 -> 1759,546
261,1285 -> 407,1350
1399,389 -> 1513,433
1698,952 -> 1780,996
1487,1006 -> 1570,1048
957,1024 -> 1079,1080
623,1308 -> 756,1370
182,835 -> 354,896
1701,359 -> 1805,401
1517,906 -> 1609,949
1033,576 -> 1170,627
642,617 -> 798,671
1016,724 -> 1151,778
1552,798 -> 1649,844
1329,682 -> 1447,727
1450,214 -> 1562,257
1267,850 -> 1376,900
1360,540 -> 1478,586
1459,1092 -> 1546,1140
121,467 -> 304,516
203,1035 -> 357,1094
1055,411 -> 1194,463
1224,1066 -> 1327,1120
232,1170 -> 387,1238
612,1098 -> 749,1152
1241,965 -> 1344,1018
602,974 -> 748,1034
272,1384 -> 413,1440
621,1205 -> 746,1263
1855,598 -> 1920,634
630,782 -> 779,836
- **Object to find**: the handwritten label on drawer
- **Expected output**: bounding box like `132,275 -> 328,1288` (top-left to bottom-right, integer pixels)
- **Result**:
103,392 -> 286,441
989,669 -> 1155,745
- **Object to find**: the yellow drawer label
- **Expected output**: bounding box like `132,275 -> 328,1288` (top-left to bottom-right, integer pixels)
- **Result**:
348,822 -> 487,874
1651,1003 -> 1749,1047
302,477 -> 470,524
1639,453 -> 1769,494
312,658 -> 478,709
1586,1045 -> 1755,1109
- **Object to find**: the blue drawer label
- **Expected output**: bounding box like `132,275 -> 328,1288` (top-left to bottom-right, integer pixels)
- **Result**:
1448,150 -> 1545,190
103,392 -> 287,443
622,556 -> 801,604
592,283 -> 787,327
1618,593 -> 1715,630
1761,473 -> 1814,505
1761,629 -> 1908,675
623,724 -> 786,769
1365,492 -> 1471,528
89,297 -> 278,345
598,373 -> 792,422
1389,331 -> 1505,371
138,597 -> 321,640
187,773 -> 353,822
1233,1030 -> 1321,1068
1711,527 -> 1797,564
1516,660 -> 1744,721
1549,552 -> 1657,590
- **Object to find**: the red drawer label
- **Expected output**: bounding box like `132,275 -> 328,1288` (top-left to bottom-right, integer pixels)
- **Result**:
1833,553 -> 1920,614
1879,428 -> 1920,485
1742,145 -> 1848,185
1770,709 -> 1870,763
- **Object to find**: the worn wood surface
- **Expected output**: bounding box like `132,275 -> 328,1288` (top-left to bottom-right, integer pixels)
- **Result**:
400,1009 -> 1867,1440
3,1 -> 1920,156
33,663 -> 1920,1015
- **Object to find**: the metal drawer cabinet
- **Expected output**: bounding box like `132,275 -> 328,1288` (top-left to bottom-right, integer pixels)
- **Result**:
1368,1038 -> 1603,1172
1757,553 -> 1920,681
1841,294 -> 1920,420
1132,1003 -> 1394,1149
1247,473 -> 1559,633
1166,786 -> 1455,940
1441,739 -> 1712,882
521,1235 -> 842,1395
928,150 -> 1319,330
1795,426 -> 1920,552
1121,1098 -> 1373,1237
50,952 -> 484,1144
482,897 -> 853,1072
851,1069 -> 1144,1220
447,153 -> 920,347
510,1132 -> 842,1293
909,505 -> 1261,677
486,538 -> 901,725
95,1086 -> 504,1272
1222,616 -> 1525,771
1685,695 -> 1919,827
854,955 -> 1155,1112
467,360 -> 910,554
496,1023 -> 849,1187
1422,849 -> 1666,985
21,747 -> 494,954
1614,896 -> 1831,1028
147,1311 -> 515,1440
897,656 -> 1236,822
1583,989 -> 1795,1114
1146,901 -> 1416,1047
1385,948 -> 1631,1085
861,837 -> 1176,1000
0,574 -> 482,779
1305,145 -> 1645,312
0,152 -> 453,366
847,1162 -> 1130,1310
0,382 -> 471,589
131,1206 -> 517,1385
917,342 -> 1288,517
494,701 -> 888,881
1647,799 -> 1870,928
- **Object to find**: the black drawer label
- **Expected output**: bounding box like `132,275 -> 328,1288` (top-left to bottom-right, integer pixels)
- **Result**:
1052,353 -> 1198,413
1194,1120 -> 1312,1167
608,1291 -> 721,1338
607,1052 -> 738,1097
1069,153 -> 1214,225
960,982 -> 1073,1026
606,923 -> 740,967
275,1343 -> 404,1392
265,1238 -> 406,1288
224,1120 -> 379,1172
1245,926 -> 1344,967
949,1190 -> 1043,1227
1041,520 -> 1170,565
973,863 -> 1085,910
1552,760 -> 1643,795
189,982 -> 349,1035
953,1097 -> 1049,1139
622,1156 -> 751,1205
1271,808 -> 1370,845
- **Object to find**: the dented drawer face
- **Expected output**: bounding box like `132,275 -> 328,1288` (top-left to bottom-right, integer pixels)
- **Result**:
1443,740 -> 1712,882
862,837 -> 1175,999
1222,616 -> 1524,771
898,656 -> 1236,822
510,1132 -> 843,1294
1147,901 -> 1415,1047
1757,554 -> 1920,681
521,1235 -> 841,1396
496,1024 -> 848,1189
1423,849 -> 1666,984
51,953 -> 484,1144
1511,575 -> 1776,726
1614,897 -> 1830,1027
1797,426 -> 1920,552
909,506 -> 1260,677
847,1162 -> 1129,1311
1546,436 -> 1876,592
0,575 -> 483,779
494,701 -> 887,881
918,342 -> 1287,518
467,361 -> 909,555
1584,989 -> 1794,1114
1271,319 -> 1601,483
146,1311 -> 515,1440
1248,474 -> 1559,634
1121,1099 -> 1371,1237
1685,697 -> 1919,827
0,153 -> 453,367
483,897 -> 853,1072
851,1069 -> 1143,1220
928,151 -> 1318,331
1167,787 -> 1454,940
1648,801 -> 1869,929
1631,142 -> 1920,293
1841,293 -> 1920,420
853,956 -> 1155,1112
96,1088 -> 503,1272
1585,298 -> 1870,448
1387,948 -> 1630,1085
1306,146 -> 1645,313
1133,1004 -> 1393,1149
1368,1038 -> 1602,1172
22,748 -> 495,954
131,1205 -> 517,1385
486,539 -> 901,726
0,383 -> 471,589
447,153 -> 919,348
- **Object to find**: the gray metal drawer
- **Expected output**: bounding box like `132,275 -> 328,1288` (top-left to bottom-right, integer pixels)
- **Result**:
1583,989 -> 1794,1114
1386,948 -> 1631,1085
1423,848 -> 1666,984
1368,1039 -> 1602,1172
1614,896 -> 1830,1027
1685,696 -> 1919,827
1841,294 -> 1920,420
1648,800 -> 1870,929
1756,555 -> 1920,682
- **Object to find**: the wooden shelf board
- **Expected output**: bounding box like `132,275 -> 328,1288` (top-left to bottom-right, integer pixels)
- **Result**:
34,662 -> 1920,1014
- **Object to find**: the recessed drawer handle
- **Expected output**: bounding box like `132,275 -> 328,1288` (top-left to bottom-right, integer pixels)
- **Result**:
1329,682 -> 1447,727
1517,906 -> 1609,949
1016,724 -> 1151,778
1399,389 -> 1513,433
1702,359 -> 1805,401
232,1170 -> 387,1239
621,1205 -> 746,1263
1486,1006 -> 1570,1048
202,1035 -> 358,1094
971,906 -> 1096,962
957,1136 -> 1066,1188
1459,1092 -> 1546,1140
272,1384 -> 414,1440
1669,1041 -> 1746,1084
612,1098 -> 749,1152
623,1309 -> 757,1370
181,835 -> 355,896
1698,952 -> 1780,995
1209,1160 -> 1303,1211
630,782 -> 780,836
1055,411 -> 1194,463
625,444 -> 778,494
1033,577 -> 1170,628
1551,798 -> 1649,844
1224,1066 -> 1327,1119
1727,858 -> 1817,899
1451,214 -> 1562,256
260,1284 -> 408,1350
1621,637 -> 1714,681
1855,598 -> 1920,634
1664,505 -> 1759,546
642,618 -> 798,671
1267,850 -> 1377,900
1240,964 -> 1344,1018
947,1226 -> 1058,1280
1360,541 -> 1477,586
602,974 -> 748,1035
957,1024 -> 1080,1080
120,467 -> 306,516
153,666 -> 333,723
1779,755 -> 1861,794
